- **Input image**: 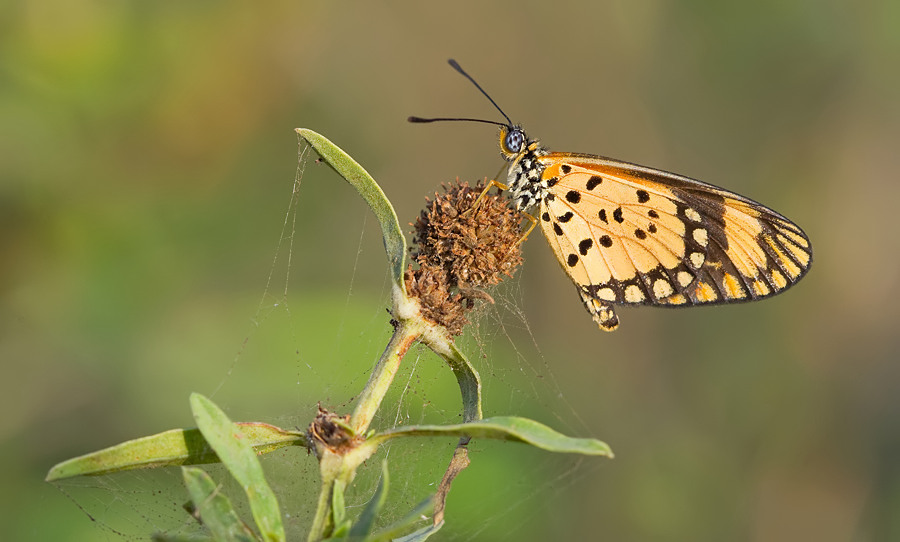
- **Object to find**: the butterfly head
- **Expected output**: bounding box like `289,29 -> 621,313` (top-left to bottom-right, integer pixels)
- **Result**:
410,60 -> 539,162
498,124 -> 527,160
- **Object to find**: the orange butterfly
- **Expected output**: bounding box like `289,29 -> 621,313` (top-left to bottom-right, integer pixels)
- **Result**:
410,60 -> 812,331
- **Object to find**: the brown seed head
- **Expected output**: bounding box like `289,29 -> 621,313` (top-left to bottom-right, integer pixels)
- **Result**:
405,180 -> 524,335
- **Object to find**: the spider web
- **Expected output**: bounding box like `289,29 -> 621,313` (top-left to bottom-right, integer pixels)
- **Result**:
54,142 -> 596,540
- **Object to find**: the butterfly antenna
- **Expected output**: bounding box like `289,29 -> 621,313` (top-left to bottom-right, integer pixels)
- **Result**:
407,116 -> 507,127
446,59 -> 513,125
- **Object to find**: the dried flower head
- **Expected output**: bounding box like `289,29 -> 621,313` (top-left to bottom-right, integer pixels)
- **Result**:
405,180 -> 524,335
307,405 -> 360,456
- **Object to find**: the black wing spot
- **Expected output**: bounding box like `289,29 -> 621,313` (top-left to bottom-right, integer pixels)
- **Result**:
578,238 -> 593,255
648,223 -> 657,234
541,212 -> 551,222
648,210 -> 659,219
561,164 -> 572,174
635,229 -> 647,240
598,209 -> 608,223
565,190 -> 581,204
553,223 -> 563,236
613,207 -> 624,223
546,177 -> 559,188
567,253 -> 579,267
586,176 -> 603,190
599,235 -> 613,248
636,189 -> 650,203
558,211 -> 574,223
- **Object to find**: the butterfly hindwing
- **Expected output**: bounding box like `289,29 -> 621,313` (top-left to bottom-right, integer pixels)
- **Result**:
659,172 -> 812,306
662,194 -> 812,306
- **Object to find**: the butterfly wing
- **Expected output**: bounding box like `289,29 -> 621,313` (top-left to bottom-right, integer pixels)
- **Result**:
535,153 -> 812,330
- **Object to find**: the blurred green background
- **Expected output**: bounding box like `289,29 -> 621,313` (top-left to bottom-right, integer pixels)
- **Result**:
3,1 -> 899,540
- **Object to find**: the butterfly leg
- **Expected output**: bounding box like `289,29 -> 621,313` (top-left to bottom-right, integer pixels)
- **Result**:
516,211 -> 538,245
578,289 -> 620,331
466,171 -> 535,251
467,178 -> 509,216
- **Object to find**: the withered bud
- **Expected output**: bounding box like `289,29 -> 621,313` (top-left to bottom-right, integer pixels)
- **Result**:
405,180 -> 524,335
307,405 -> 361,456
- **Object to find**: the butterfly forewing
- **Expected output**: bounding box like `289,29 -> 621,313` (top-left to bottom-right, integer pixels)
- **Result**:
534,154 -> 812,317
538,155 -> 709,306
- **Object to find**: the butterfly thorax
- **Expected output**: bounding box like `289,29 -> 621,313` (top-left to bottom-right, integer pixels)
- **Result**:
505,140 -> 550,211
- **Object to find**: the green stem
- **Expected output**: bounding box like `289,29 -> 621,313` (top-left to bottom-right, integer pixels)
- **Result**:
307,451 -> 356,542
307,474 -> 335,542
350,319 -> 422,435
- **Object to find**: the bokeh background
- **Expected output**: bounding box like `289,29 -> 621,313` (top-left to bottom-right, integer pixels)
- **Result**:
3,1 -> 899,540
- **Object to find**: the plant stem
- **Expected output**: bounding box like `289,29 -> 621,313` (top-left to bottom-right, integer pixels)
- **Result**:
350,319 -> 422,435
308,318 -> 421,541
307,471 -> 335,542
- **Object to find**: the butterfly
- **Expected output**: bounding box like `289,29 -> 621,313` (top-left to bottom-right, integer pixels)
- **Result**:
410,59 -> 812,331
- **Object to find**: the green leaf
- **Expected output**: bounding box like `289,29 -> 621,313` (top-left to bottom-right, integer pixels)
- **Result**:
296,128 -> 407,292
422,336 -> 482,423
391,522 -> 443,542
322,486 -> 433,542
349,461 -> 389,537
182,467 -> 258,542
190,394 -> 285,542
447,342 -> 482,423
331,479 -> 349,536
46,423 -> 306,481
371,416 -> 613,457
368,496 -> 436,542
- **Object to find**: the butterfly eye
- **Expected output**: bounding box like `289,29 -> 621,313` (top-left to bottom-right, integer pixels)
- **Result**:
505,128 -> 525,153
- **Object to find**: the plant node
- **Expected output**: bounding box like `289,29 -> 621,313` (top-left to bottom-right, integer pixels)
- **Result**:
307,405 -> 362,457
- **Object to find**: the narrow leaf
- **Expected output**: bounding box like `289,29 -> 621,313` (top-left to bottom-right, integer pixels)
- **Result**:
391,522 -> 444,542
331,479 -> 347,532
427,338 -> 482,423
46,423 -> 306,481
369,496 -> 436,542
191,394 -> 285,542
182,467 -> 258,542
296,128 -> 407,291
349,461 -> 390,537
372,416 -> 613,457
